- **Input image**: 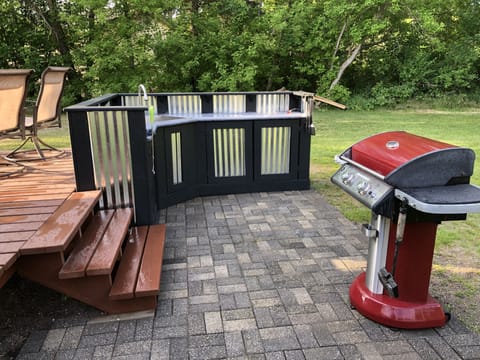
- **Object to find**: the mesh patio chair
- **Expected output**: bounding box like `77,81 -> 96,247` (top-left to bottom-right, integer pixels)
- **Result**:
6,66 -> 69,161
0,69 -> 33,176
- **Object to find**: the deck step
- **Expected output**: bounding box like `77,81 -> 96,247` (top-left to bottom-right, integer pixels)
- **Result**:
109,227 -> 148,300
109,224 -> 166,300
58,210 -> 115,279
136,224 -> 166,297
20,191 -> 102,255
86,208 -> 133,276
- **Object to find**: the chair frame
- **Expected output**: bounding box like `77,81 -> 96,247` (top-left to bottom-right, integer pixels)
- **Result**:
0,69 -> 33,176
6,66 -> 70,161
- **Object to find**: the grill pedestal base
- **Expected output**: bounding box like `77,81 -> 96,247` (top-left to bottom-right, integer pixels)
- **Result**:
350,272 -> 447,329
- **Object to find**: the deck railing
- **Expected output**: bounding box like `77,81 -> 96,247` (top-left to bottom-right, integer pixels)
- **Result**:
87,110 -> 134,209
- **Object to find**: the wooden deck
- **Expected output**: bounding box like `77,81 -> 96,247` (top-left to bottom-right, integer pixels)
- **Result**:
1,152 -> 166,314
0,152 -> 75,286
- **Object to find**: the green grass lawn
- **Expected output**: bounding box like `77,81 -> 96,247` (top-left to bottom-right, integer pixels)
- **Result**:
0,115 -> 72,152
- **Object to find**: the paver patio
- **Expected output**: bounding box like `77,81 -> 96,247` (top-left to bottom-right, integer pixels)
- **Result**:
13,190 -> 480,359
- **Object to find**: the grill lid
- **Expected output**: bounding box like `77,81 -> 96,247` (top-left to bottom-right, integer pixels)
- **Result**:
343,131 -> 475,188
333,131 -> 480,217
350,131 -> 454,176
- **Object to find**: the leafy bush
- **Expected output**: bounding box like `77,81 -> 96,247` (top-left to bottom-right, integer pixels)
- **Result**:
323,84 -> 351,104
346,90 -> 480,111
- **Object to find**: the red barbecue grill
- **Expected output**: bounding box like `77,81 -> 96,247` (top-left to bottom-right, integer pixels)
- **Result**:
331,131 -> 480,329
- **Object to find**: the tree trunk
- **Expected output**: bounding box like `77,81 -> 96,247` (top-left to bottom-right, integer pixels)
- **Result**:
30,0 -> 70,59
329,43 -> 362,90
330,21 -> 347,72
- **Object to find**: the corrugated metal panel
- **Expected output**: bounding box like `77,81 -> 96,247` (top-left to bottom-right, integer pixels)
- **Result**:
213,94 -> 246,113
213,128 -> 245,177
171,131 -> 183,185
87,110 -> 134,209
168,95 -> 201,114
256,93 -> 290,113
261,126 -> 291,175
122,95 -> 157,110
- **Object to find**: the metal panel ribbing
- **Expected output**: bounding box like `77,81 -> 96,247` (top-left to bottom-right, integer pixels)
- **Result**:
171,131 -> 183,185
122,94 -> 157,110
87,110 -> 133,209
168,95 -> 201,114
213,128 -> 245,177
256,93 -> 290,113
213,94 -> 246,113
261,126 -> 291,175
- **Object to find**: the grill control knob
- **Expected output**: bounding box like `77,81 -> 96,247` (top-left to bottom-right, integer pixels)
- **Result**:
357,181 -> 371,195
341,172 -> 354,185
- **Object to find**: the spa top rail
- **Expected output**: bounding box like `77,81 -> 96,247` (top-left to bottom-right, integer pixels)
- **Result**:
65,93 -> 119,109
65,91 -> 314,114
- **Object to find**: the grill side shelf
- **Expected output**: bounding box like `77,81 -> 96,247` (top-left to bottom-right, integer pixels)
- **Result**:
395,184 -> 480,215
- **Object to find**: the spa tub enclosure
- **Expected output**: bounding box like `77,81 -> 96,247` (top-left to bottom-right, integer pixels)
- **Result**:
65,91 -> 314,225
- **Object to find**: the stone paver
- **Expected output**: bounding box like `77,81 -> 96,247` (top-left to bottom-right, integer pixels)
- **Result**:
14,191 -> 480,359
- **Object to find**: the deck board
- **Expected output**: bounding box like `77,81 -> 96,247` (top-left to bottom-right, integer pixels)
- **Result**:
109,226 -> 148,300
20,190 -> 101,255
59,210 -> 116,279
0,221 -> 44,233
0,253 -> 17,269
0,200 -> 65,209
0,206 -> 58,216
0,214 -> 51,224
135,224 -> 166,297
86,208 -> 133,276
0,232 -> 36,242
0,152 -> 76,280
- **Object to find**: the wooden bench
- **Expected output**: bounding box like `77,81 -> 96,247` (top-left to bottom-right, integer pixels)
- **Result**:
109,224 -> 166,300
20,190 -> 102,255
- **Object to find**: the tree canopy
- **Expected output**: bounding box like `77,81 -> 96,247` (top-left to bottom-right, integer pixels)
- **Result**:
2,0 -> 479,107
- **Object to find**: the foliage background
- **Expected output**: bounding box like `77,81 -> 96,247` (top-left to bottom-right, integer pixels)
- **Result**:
1,0 -> 479,108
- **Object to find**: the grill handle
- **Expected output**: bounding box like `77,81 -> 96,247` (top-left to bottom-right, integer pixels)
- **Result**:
336,155 -> 386,181
392,201 -> 408,278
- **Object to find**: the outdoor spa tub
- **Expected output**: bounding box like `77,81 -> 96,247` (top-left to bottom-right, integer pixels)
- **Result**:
65,91 -> 315,225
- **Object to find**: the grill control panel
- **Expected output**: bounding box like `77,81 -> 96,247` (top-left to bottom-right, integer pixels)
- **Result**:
331,163 -> 393,209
